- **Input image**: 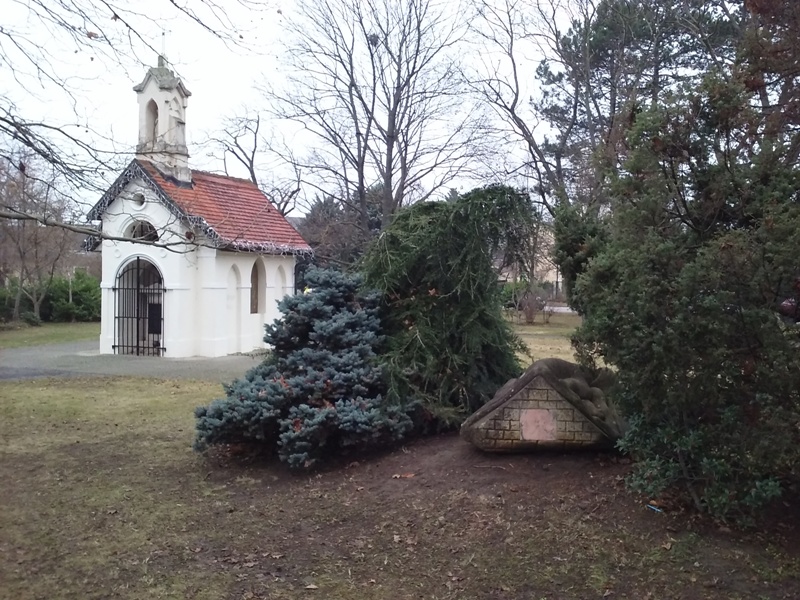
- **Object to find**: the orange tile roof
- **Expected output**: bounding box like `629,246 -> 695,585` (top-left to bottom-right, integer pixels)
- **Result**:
136,160 -> 310,253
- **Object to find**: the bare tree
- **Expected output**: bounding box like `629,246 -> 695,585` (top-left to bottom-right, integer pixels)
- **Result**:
0,156 -> 73,319
295,195 -> 364,266
468,0 -> 627,214
265,0 -> 485,231
1,0 -> 268,237
295,184 -> 387,265
205,114 -> 301,216
468,0 -> 740,215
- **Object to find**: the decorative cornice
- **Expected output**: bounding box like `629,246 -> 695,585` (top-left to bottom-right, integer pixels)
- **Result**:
133,66 -> 192,97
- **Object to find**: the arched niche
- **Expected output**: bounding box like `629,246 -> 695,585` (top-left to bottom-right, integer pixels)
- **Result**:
250,259 -> 267,314
145,99 -> 159,146
276,264 -> 287,299
227,265 -> 242,354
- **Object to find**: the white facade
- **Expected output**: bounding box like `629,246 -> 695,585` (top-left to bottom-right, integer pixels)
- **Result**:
93,59 -> 303,358
97,179 -> 296,357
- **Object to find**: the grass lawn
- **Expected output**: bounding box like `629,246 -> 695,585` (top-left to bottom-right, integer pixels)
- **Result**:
0,321 -> 100,348
513,312 -> 581,362
1,375 -> 798,599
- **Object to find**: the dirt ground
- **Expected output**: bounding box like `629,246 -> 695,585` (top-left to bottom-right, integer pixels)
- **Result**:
176,441 -> 800,600
1,376 -> 798,600
2,317 -> 799,600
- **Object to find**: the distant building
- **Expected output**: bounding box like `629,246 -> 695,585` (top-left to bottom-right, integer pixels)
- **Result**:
86,58 -> 311,357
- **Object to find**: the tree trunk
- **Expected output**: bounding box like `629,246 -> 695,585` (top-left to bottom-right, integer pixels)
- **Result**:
13,282 -> 22,320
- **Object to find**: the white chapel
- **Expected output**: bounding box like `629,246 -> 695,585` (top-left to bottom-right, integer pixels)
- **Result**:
86,58 -> 311,358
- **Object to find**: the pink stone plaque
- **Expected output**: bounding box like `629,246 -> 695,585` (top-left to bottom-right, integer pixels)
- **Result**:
520,409 -> 558,441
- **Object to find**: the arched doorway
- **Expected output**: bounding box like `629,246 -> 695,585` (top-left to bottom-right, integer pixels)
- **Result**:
114,257 -> 165,356
145,99 -> 159,147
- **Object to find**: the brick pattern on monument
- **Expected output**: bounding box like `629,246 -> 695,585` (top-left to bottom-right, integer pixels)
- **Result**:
476,377 -> 605,449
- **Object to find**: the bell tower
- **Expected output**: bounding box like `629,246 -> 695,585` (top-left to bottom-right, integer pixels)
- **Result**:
133,56 -> 192,182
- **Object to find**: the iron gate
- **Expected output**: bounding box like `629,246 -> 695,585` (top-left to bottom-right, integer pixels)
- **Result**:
113,257 -> 166,356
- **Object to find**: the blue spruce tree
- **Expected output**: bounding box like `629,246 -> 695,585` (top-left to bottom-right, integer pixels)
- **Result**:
194,268 -> 414,468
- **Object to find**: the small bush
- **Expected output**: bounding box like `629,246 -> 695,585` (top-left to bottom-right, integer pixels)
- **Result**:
0,281 -> 34,322
0,287 -> 15,322
194,268 -> 416,468
20,312 -> 42,327
500,280 -> 528,308
44,272 -> 101,322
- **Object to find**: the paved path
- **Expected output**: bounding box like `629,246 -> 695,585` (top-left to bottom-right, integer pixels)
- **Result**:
549,306 -> 577,314
0,340 -> 263,382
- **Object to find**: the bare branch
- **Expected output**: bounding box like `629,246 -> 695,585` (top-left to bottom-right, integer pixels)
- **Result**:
2,0 -> 271,229
262,0 -> 483,233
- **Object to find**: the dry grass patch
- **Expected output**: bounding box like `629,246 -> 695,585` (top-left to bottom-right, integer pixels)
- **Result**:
1,377 -> 232,599
513,312 -> 581,362
0,321 -> 100,348
1,375 -> 799,600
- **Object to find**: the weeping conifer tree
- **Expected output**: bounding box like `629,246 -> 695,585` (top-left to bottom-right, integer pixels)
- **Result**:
362,185 -> 537,422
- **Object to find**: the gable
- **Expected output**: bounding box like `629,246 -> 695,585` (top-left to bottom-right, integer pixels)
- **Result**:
97,178 -> 181,239
86,159 -> 312,255
84,160 -> 193,251
461,358 -> 626,452
461,373 -> 606,451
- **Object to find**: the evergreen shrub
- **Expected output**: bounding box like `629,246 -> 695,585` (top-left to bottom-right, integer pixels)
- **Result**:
0,280 -> 34,321
0,272 -> 100,323
361,185 -> 531,422
20,311 -> 42,327
572,84 -> 800,520
0,287 -> 14,322
194,267 -> 415,468
45,271 -> 101,322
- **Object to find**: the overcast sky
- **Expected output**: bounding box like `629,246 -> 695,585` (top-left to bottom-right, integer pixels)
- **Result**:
3,0 -> 561,214
4,0 -> 290,182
